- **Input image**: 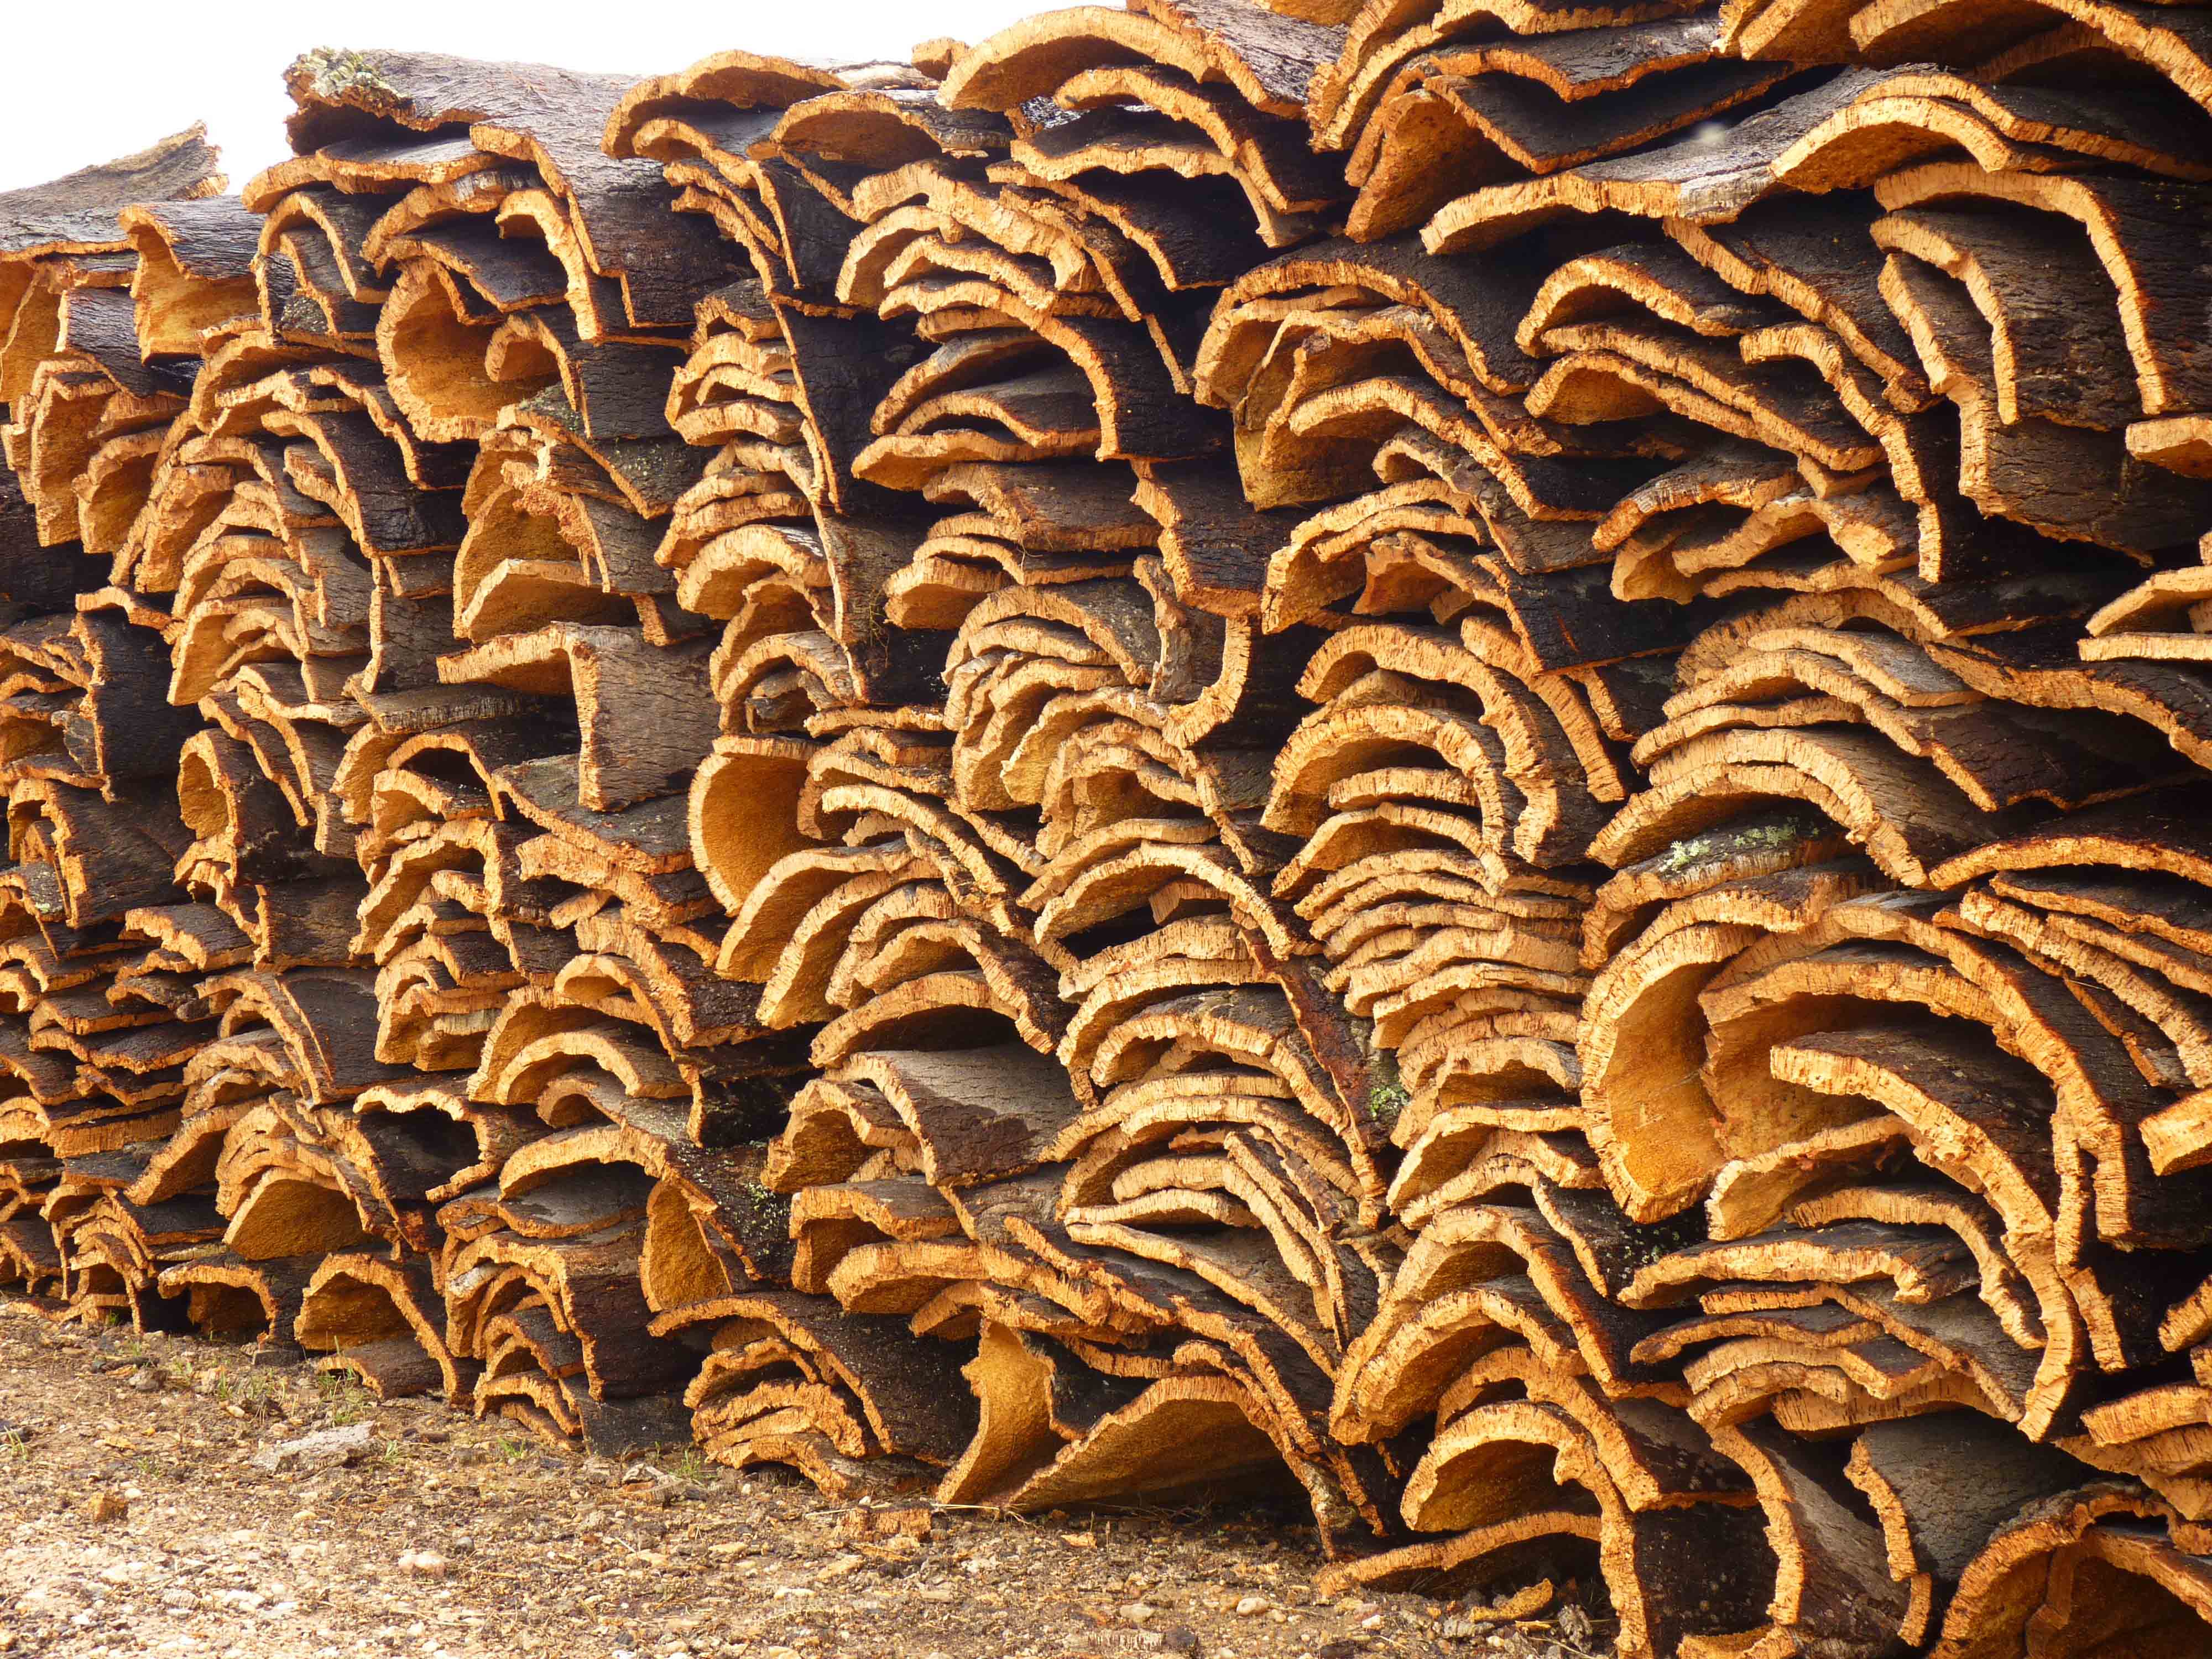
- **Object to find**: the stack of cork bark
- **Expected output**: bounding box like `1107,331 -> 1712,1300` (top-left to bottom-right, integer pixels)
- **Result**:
6,5 -> 2212,1651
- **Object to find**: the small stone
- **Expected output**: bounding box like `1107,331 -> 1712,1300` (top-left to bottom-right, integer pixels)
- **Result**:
1317,1644 -> 1361,1659
1234,1595 -> 1270,1617
399,1551 -> 448,1579
1118,1603 -> 1156,1626
89,1490 -> 128,1522
251,1421 -> 374,1473
1358,1613 -> 1385,1631
1158,1630 -> 1200,1657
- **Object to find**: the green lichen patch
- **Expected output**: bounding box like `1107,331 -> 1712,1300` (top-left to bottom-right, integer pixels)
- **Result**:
294,49 -> 399,104
1363,1038 -> 1408,1128
1369,1079 -> 1408,1128
740,1181 -> 789,1221
1652,808 -> 1828,878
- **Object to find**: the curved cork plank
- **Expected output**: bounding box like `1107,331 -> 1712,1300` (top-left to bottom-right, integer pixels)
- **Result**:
1423,69 -> 1904,254
1308,0 -> 1717,155
1349,54 -> 1792,241
0,128 -> 225,260
296,1248 -> 477,1401
1880,247 -> 2212,556
943,1 -> 1343,123
1854,0 -> 2212,116
1877,162 -> 2212,421
1697,1418 -> 1916,1659
1843,1414 -> 2089,1645
1930,1484 -> 2212,1659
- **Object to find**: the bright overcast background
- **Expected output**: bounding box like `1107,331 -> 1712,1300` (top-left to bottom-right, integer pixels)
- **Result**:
0,0 -> 1047,193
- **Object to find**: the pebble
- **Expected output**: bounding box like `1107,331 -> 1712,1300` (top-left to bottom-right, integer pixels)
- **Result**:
399,1551 -> 448,1579
1233,1595 -> 1270,1616
1159,1630 -> 1201,1656
1118,1602 -> 1157,1625
251,1422 -> 374,1473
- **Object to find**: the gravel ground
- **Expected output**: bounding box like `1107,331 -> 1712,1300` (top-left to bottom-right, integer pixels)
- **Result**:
0,1302 -> 1592,1659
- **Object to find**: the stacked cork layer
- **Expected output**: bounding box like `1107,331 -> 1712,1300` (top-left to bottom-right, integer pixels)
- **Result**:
6,6 -> 2212,1651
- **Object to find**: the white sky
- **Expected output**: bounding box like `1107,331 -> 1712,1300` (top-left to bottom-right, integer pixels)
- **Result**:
0,0 -> 1046,195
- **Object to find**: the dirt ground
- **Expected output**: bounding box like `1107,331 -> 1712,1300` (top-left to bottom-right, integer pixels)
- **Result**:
0,1302 -> 1590,1659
